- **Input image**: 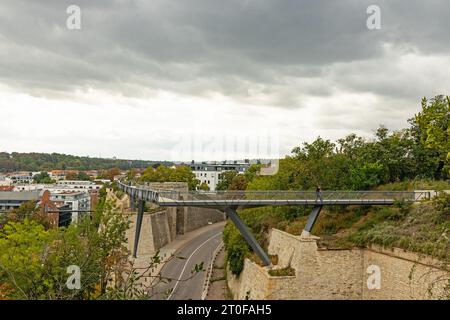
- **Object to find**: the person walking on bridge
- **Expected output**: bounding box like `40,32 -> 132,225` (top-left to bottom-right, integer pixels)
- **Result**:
315,185 -> 323,203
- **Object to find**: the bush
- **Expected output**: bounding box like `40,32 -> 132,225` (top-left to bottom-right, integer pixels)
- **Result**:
268,266 -> 295,277
223,222 -> 250,276
432,192 -> 450,223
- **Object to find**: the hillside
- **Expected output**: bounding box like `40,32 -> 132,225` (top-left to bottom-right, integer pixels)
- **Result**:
0,152 -> 172,172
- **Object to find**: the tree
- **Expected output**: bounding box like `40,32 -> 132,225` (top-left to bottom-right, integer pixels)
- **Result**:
349,162 -> 384,190
126,168 -> 138,181
0,195 -> 131,299
409,95 -> 449,179
77,172 -> 91,181
216,170 -> 238,191
198,182 -> 210,191
140,165 -> 199,190
244,164 -> 261,183
292,137 -> 336,160
33,172 -> 55,184
65,172 -> 77,180
229,175 -> 248,191
100,168 -> 122,181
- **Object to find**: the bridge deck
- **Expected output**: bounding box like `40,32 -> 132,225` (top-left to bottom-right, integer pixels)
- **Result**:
156,197 -> 398,208
117,181 -> 430,266
118,182 -> 429,208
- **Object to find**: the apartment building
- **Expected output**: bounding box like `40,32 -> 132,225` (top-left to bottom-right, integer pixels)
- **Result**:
56,180 -> 102,191
50,191 -> 90,223
0,190 -> 48,211
189,161 -> 250,191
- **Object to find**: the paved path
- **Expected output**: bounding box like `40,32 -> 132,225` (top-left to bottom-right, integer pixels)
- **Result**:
149,222 -> 225,300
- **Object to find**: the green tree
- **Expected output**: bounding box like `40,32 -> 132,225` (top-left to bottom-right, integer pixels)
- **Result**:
349,162 -> 384,190
140,165 -> 198,190
198,182 -> 210,191
229,174 -> 248,191
244,164 -> 261,183
33,172 -> 55,184
0,197 -> 130,299
216,170 -> 238,191
409,95 -> 450,179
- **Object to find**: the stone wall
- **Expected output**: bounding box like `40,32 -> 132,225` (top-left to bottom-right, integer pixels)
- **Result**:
227,259 -> 296,300
363,246 -> 448,299
123,182 -> 225,254
228,228 -> 449,300
183,206 -> 226,233
125,212 -> 156,255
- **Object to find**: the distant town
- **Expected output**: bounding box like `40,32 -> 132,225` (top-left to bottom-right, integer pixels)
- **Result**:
0,156 -> 274,228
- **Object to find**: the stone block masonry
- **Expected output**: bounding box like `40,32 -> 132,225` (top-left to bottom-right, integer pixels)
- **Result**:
124,182 -> 225,255
228,229 -> 449,300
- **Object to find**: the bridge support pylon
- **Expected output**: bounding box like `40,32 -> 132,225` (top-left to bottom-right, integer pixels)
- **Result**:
133,199 -> 145,258
130,196 -> 136,211
301,205 -> 323,237
224,207 -> 272,267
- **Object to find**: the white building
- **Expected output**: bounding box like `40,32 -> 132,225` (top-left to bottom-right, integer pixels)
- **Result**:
189,161 -> 250,191
56,180 -> 101,191
0,175 -> 12,186
0,190 -> 45,211
14,181 -> 101,192
50,191 -> 90,223
7,172 -> 39,184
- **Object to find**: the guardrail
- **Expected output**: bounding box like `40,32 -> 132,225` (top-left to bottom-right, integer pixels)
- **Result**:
118,181 -> 431,204
201,241 -> 224,300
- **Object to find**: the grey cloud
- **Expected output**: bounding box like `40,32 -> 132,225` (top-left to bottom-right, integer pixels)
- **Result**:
0,0 -> 449,107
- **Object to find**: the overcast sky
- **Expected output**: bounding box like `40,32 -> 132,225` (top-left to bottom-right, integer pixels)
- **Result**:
0,1 -> 449,161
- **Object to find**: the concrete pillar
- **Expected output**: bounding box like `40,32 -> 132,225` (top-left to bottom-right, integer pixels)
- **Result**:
133,199 -> 145,258
225,207 -> 272,267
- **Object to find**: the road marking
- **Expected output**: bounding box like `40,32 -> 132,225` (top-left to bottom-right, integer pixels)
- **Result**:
167,231 -> 222,300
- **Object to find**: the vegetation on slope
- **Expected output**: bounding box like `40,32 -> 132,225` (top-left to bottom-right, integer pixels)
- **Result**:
0,152 -> 170,172
223,95 -> 449,276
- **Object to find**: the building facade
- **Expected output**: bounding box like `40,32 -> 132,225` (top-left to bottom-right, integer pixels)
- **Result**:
0,190 -> 47,211
50,191 -> 91,223
189,161 -> 250,191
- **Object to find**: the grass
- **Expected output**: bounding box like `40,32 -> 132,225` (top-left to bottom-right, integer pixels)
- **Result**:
347,200 -> 450,260
250,253 -> 279,266
223,183 -> 450,281
243,193 -> 449,261
268,266 -> 296,277
376,179 -> 450,191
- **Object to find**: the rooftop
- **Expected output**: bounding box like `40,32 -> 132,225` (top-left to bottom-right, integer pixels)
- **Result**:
0,191 -> 43,201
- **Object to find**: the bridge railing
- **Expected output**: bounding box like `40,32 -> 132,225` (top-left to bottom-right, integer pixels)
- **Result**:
118,181 -> 431,203
157,190 -> 428,203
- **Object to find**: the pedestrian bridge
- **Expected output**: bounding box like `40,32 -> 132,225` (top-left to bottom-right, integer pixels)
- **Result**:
118,181 -> 430,266
119,183 -> 428,209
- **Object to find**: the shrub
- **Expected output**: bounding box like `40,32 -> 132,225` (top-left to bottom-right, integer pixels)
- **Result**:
432,192 -> 450,223
223,222 -> 250,276
268,266 -> 295,277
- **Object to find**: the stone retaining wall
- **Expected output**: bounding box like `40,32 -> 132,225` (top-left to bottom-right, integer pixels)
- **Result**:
123,182 -> 225,254
228,229 -> 449,300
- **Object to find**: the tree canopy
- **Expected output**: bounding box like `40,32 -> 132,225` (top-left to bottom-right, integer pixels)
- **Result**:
0,152 -> 170,173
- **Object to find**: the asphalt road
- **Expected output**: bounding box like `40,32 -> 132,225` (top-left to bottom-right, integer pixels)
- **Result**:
150,223 -> 224,300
